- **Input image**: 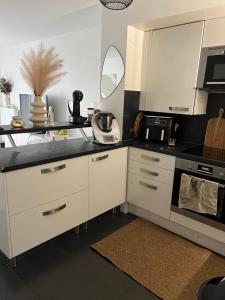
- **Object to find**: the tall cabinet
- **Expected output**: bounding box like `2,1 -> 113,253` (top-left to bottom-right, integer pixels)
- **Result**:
143,21 -> 207,115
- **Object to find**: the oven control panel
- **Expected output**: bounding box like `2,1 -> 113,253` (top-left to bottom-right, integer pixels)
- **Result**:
198,164 -> 213,175
176,158 -> 225,181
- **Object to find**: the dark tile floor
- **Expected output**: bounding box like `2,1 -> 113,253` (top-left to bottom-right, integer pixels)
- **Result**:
0,212 -> 159,300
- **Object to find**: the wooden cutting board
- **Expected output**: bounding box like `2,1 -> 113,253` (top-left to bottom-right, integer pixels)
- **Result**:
204,108 -> 225,149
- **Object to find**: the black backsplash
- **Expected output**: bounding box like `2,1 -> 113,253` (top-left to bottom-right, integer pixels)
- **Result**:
123,92 -> 225,145
123,91 -> 140,140
175,93 -> 225,145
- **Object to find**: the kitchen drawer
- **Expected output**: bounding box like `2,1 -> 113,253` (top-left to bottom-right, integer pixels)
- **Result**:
10,190 -> 88,257
6,156 -> 88,215
129,147 -> 175,171
128,160 -> 174,186
127,173 -> 172,219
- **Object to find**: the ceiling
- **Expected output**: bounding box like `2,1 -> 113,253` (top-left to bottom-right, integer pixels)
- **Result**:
0,0 -> 98,46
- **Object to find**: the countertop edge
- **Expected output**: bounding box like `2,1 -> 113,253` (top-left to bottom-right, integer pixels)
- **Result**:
1,139 -> 225,173
0,143 -> 128,173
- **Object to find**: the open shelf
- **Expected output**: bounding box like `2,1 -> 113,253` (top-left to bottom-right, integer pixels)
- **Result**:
0,121 -> 91,136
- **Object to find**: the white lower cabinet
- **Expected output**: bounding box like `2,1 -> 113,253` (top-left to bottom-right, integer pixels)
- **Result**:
89,148 -> 127,220
127,148 -> 175,219
0,148 -> 128,259
10,190 -> 88,257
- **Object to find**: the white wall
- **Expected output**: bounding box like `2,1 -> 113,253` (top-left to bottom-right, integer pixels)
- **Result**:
1,7 -> 101,122
100,0 -> 225,133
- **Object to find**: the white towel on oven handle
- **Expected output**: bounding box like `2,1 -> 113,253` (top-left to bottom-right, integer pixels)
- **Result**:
178,173 -> 219,216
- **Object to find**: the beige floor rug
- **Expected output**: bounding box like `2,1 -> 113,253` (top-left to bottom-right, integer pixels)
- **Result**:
92,218 -> 225,300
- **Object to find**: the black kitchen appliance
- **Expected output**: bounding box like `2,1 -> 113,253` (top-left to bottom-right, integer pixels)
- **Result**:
197,46 -> 225,91
68,90 -> 87,124
141,115 -> 175,142
198,277 -> 225,300
172,146 -> 225,230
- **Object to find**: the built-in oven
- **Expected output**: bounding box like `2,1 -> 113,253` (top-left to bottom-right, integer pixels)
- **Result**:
197,46 -> 225,91
172,158 -> 225,230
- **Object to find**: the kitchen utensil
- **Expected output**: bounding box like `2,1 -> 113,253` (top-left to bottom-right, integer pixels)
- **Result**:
87,107 -> 95,122
133,112 -> 144,139
204,108 -> 225,149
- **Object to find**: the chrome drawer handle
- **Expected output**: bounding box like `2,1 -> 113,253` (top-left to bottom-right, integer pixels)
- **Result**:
169,106 -> 189,112
141,154 -> 160,162
139,181 -> 158,190
140,168 -> 159,177
206,82 -> 225,85
41,164 -> 66,174
92,154 -> 109,162
42,204 -> 66,216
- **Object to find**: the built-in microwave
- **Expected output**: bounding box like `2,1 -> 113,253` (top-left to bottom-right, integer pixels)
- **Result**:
197,46 -> 225,91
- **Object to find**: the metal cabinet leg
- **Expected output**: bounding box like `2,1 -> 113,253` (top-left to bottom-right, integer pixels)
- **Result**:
112,207 -> 117,214
83,222 -> 88,232
11,257 -> 17,269
74,226 -> 80,235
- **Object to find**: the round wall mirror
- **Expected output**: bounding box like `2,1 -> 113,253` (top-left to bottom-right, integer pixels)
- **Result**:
101,46 -> 125,99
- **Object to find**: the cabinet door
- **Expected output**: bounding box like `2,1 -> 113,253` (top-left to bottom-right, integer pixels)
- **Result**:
203,18 -> 225,47
89,148 -> 127,220
145,22 -> 204,114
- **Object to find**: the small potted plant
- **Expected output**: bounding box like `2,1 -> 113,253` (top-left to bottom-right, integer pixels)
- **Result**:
0,77 -> 12,107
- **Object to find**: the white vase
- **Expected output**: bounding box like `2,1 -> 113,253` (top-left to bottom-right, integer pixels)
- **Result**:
3,94 -> 10,107
30,95 -> 47,127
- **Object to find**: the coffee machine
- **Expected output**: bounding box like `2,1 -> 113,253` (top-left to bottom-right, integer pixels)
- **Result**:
92,112 -> 120,144
68,90 -> 87,124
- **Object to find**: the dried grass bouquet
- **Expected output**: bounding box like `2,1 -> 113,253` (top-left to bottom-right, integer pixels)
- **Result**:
21,43 -> 66,96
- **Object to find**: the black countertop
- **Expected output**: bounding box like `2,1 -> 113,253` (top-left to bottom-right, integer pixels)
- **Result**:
129,140 -> 191,157
0,139 -> 127,172
130,140 -> 225,169
0,139 -> 225,173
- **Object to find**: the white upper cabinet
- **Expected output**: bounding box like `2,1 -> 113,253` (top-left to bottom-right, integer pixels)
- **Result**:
143,21 -> 208,115
203,17 -> 225,47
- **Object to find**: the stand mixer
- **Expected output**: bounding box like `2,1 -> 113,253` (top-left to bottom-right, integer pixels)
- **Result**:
92,112 -> 120,145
